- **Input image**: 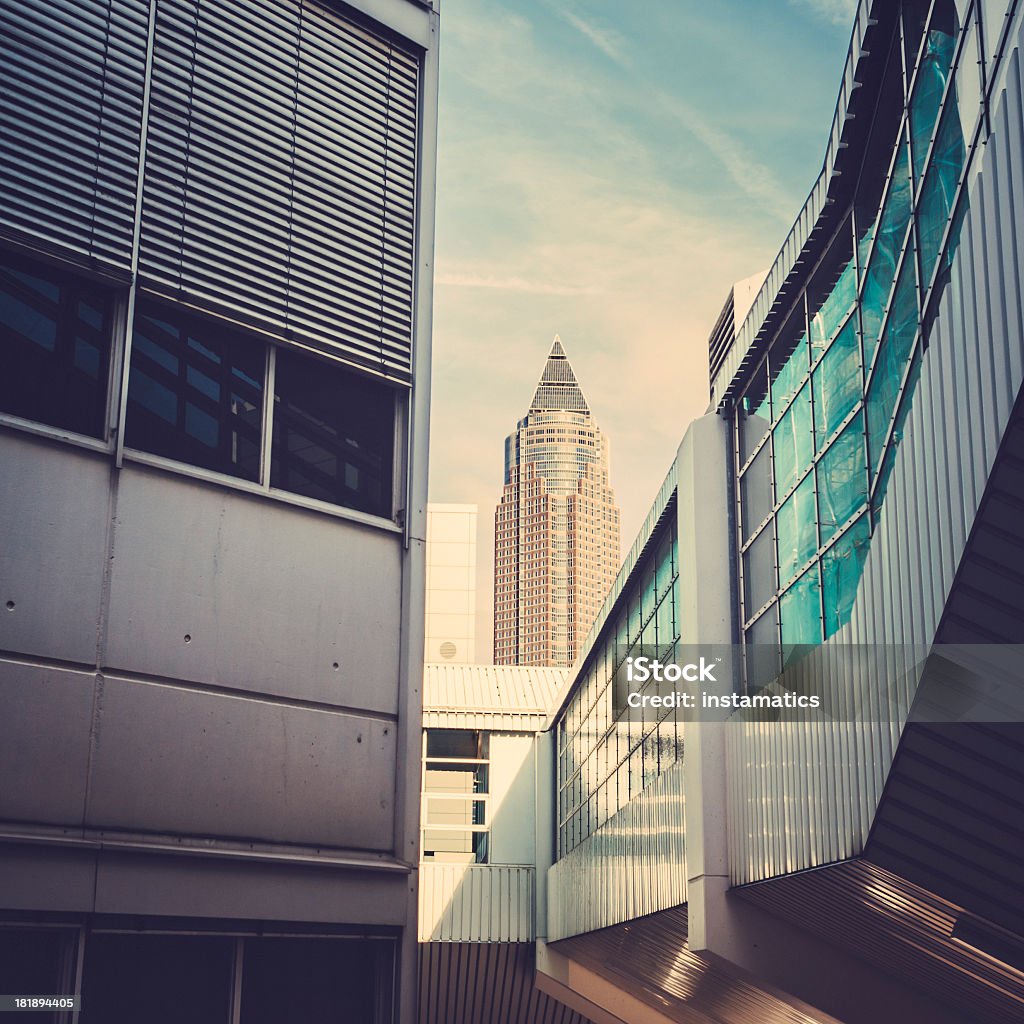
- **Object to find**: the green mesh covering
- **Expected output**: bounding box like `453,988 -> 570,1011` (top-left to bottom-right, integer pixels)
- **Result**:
817,412 -> 868,546
909,27 -> 956,182
773,384 -> 812,498
866,245 -> 919,476
813,318 -> 861,450
822,515 -> 871,636
777,474 -> 817,587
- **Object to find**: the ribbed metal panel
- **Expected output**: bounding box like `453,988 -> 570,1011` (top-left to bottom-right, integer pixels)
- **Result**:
418,864 -> 535,943
418,942 -> 594,1024
139,0 -> 418,381
727,17 -> 1024,886
0,0 -> 149,272
551,904 -> 836,1024
423,664 -> 568,732
739,859 -> 1024,1024
547,760 -> 685,940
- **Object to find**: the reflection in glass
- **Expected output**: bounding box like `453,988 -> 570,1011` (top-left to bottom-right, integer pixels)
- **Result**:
126,301 -> 263,480
743,519 -> 776,619
823,515 -> 871,636
271,349 -> 394,516
862,142 -> 912,358
812,318 -> 860,449
769,310 -> 809,415
909,24 -> 956,182
777,474 -> 817,587
817,412 -> 868,546
867,245 -> 919,476
1,257 -> 112,438
773,384 -> 812,499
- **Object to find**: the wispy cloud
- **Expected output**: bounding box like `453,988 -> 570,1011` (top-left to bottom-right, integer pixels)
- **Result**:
788,0 -> 857,28
559,9 -> 630,65
659,96 -> 797,224
436,270 -> 601,296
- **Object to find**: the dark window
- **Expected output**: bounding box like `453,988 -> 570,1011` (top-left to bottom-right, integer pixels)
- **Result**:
0,254 -> 112,438
271,349 -> 395,517
240,937 -> 387,1024
0,927 -> 73,1024
125,300 -> 264,480
80,934 -> 233,1024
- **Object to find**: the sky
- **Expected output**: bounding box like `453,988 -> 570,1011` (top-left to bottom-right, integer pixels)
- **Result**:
426,0 -> 858,657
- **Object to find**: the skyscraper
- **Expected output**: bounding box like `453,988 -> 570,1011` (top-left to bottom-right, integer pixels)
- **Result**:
494,338 -> 620,667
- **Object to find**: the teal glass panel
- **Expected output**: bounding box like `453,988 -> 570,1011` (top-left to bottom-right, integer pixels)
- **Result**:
867,246 -> 919,476
822,515 -> 871,637
809,216 -> 857,357
909,26 -> 956,182
817,412 -> 868,546
769,312 -> 809,416
812,318 -> 860,449
777,474 -> 817,587
780,564 -> 823,649
741,442 -> 773,540
810,258 -> 856,354
743,519 -> 776,618
862,142 -> 913,360
918,102 -> 967,287
773,384 -> 812,498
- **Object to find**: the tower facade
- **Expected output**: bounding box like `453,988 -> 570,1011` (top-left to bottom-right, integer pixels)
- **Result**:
494,338 -> 620,667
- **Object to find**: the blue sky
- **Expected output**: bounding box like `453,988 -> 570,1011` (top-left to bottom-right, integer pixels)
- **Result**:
427,0 -> 858,651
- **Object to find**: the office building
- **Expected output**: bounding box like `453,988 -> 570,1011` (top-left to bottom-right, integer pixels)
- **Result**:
425,504 -> 477,663
0,1 -> 438,1021
540,0 -> 1024,1021
494,338 -> 621,668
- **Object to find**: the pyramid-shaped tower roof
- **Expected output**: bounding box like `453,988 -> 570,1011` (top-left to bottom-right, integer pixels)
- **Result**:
529,335 -> 590,414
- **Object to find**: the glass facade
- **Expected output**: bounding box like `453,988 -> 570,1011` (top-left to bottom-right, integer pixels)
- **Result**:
734,0 -> 985,686
556,516 -> 679,857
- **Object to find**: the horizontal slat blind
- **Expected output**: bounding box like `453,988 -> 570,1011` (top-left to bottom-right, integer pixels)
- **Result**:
0,0 -> 149,272
139,0 -> 419,382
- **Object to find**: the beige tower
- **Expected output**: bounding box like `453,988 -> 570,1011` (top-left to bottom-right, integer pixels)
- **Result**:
494,337 -> 621,667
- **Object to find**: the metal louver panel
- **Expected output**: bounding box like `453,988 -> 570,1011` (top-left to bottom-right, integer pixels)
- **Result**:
139,0 -> 419,383
0,0 -> 149,273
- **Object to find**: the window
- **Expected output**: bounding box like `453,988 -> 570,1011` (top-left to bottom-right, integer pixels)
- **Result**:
124,299 -> 399,519
126,300 -> 263,480
271,349 -> 395,517
422,730 -> 490,863
81,934 -> 233,1024
0,253 -> 112,438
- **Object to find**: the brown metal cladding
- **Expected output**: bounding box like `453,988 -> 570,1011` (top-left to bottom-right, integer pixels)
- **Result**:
418,941 -> 595,1024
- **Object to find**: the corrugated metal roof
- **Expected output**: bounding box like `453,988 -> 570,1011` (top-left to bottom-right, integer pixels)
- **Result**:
739,859 -> 1024,1024
419,941 -> 595,1024
423,663 -> 568,730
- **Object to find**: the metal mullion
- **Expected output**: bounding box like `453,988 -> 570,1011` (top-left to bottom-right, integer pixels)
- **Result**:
115,0 -> 158,469
229,937 -> 243,1024
259,343 -> 276,488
